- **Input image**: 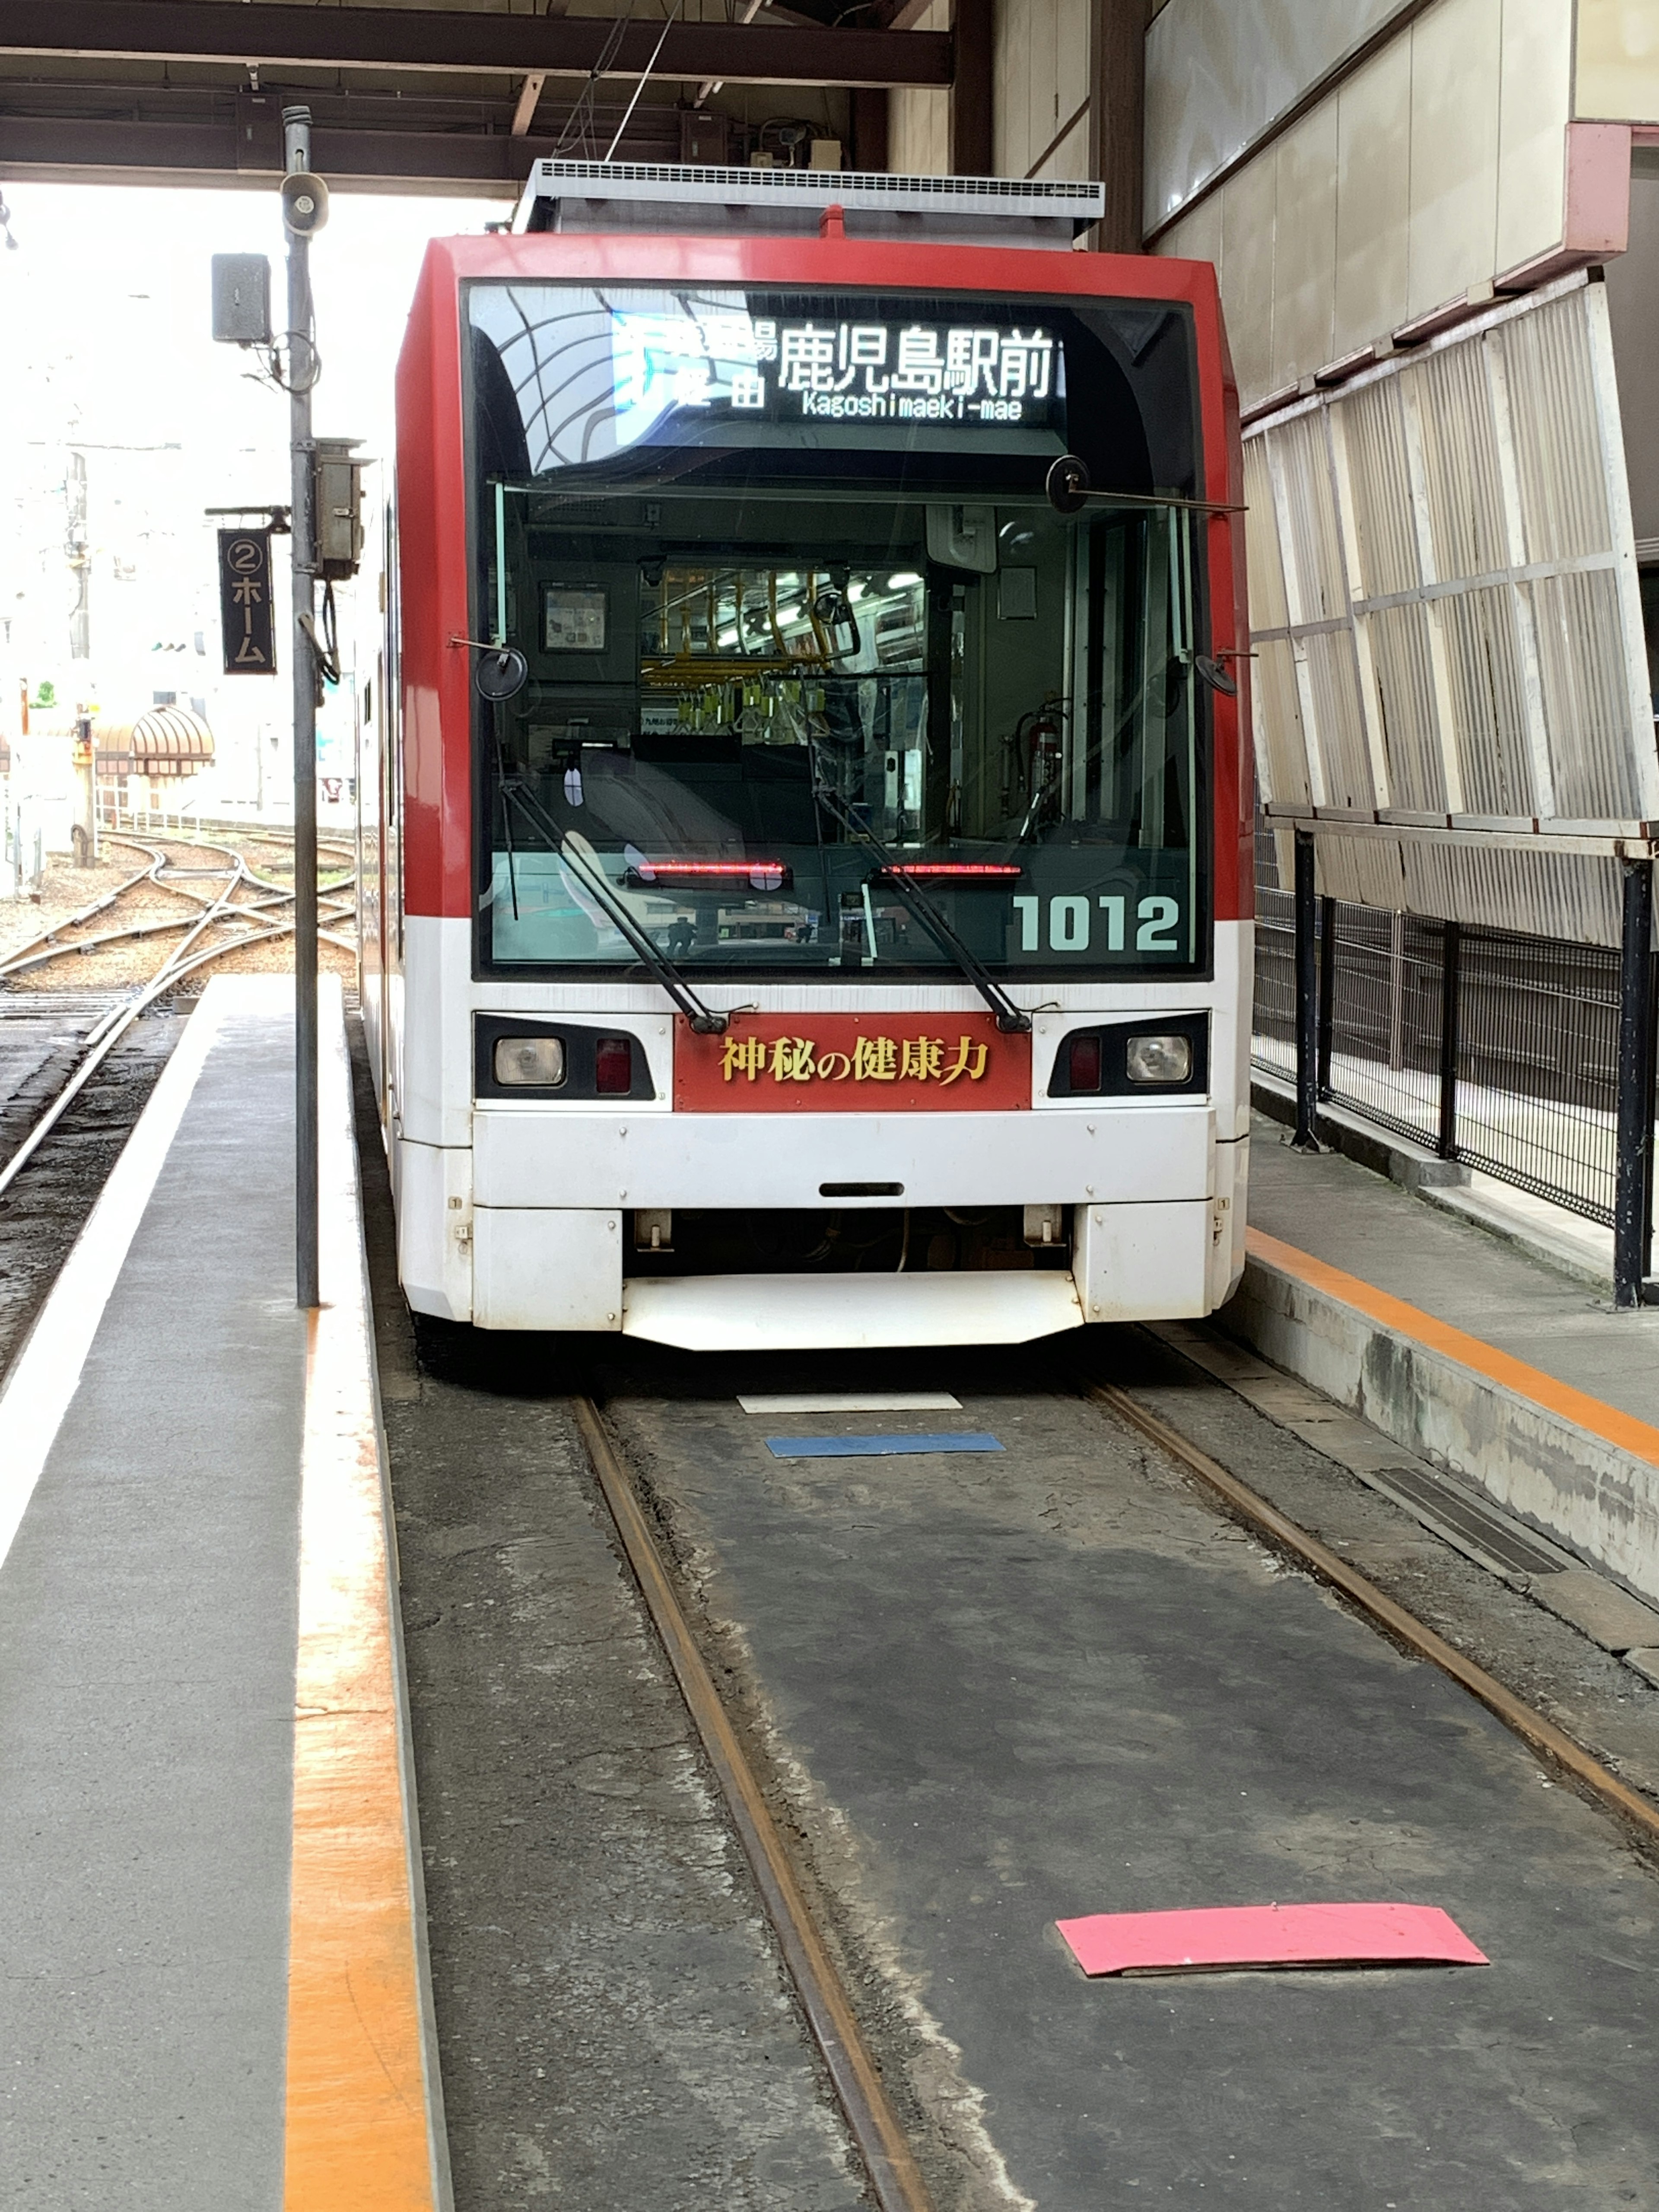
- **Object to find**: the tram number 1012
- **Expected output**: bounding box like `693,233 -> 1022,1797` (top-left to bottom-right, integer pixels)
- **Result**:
1011,894 -> 1182,956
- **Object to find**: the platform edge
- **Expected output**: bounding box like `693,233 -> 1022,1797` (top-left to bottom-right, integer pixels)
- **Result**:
1226,1230 -> 1659,1611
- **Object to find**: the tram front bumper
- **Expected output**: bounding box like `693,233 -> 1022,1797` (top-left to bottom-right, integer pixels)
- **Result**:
441,1106 -> 1245,1341
471,1103 -> 1215,1212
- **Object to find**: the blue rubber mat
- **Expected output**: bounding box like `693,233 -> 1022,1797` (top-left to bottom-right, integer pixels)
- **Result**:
764,1433 -> 1004,1459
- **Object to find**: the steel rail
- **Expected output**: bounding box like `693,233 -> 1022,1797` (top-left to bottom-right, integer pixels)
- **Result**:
0,846 -> 166,974
0,910 -> 315,1202
3,906 -> 356,978
571,1398 -> 936,2212
1085,1379 -> 1659,1850
101,817 -> 353,849
0,874 -> 355,982
103,829 -> 352,904
0,847 -> 267,1189
1,819 -> 359,1198
0,819 -> 355,1187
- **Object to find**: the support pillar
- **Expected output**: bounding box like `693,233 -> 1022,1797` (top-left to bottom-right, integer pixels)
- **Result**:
849,88 -> 888,172
1614,857 -> 1656,1310
1437,920 -> 1460,1163
948,0 -> 992,175
1292,829 -> 1320,1151
284,104 -> 320,1311
1087,0 -> 1145,252
1316,892 -> 1336,1100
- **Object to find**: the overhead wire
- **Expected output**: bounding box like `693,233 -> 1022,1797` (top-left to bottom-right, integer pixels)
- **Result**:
604,0 -> 684,161
551,0 -> 641,159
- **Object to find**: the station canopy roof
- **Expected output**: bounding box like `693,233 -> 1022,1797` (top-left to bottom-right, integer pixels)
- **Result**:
97,706 -> 215,779
0,0 -> 948,195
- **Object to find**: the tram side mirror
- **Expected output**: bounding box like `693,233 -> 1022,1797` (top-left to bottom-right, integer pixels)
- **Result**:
926,503 -> 997,573
1195,654 -> 1239,697
475,647 -> 529,702
1046,454 -> 1091,515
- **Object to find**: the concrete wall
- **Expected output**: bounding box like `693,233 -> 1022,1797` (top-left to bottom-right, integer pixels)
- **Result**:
1144,0 -> 1414,233
889,0 -> 952,176
1577,0 -> 1659,120
889,0 -> 1093,182
1602,167 -> 1659,548
1155,0 -> 1574,413
993,0 -> 1093,181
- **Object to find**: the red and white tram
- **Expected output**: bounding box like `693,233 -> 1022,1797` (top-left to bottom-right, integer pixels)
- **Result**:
361,161 -> 1252,1351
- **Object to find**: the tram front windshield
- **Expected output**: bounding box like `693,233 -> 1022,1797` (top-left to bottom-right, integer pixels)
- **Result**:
465,282 -> 1210,979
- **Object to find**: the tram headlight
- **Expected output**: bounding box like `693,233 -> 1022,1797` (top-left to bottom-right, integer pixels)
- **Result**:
1125,1033 -> 1192,1086
494,1036 -> 567,1088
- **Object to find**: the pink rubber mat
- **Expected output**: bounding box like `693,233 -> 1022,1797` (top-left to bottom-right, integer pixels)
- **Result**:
1055,1901 -> 1488,1976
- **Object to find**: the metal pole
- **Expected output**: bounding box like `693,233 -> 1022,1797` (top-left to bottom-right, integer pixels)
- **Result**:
1292,829 -> 1320,1150
1437,919 -> 1461,1163
1388,907 -> 1406,1070
285,105 -> 320,1310
1613,857 -> 1655,1310
1316,892 -> 1337,1102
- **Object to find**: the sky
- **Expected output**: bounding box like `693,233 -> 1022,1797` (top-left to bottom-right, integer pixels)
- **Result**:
0,178 -> 502,795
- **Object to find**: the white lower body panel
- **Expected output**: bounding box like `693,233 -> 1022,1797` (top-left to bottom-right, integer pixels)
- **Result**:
620,1270 -> 1084,1351
473,1104 -> 1211,1209
474,1206 -> 622,1331
397,1138 -> 473,1322
1073,1198 -> 1211,1323
450,1186 -> 1221,1344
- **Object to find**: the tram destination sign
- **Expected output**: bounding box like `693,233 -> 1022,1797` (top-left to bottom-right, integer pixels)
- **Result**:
217,527 -> 276,675
468,285 -> 1071,470
610,305 -> 1062,437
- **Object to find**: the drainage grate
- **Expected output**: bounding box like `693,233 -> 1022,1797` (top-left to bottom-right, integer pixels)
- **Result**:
1373,1466 -> 1565,1576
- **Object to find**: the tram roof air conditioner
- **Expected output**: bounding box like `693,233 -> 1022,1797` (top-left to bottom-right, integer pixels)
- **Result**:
512,160 -> 1105,250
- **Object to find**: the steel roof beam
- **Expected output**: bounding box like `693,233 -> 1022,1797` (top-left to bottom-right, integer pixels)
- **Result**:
0,109 -> 681,188
0,2 -> 953,90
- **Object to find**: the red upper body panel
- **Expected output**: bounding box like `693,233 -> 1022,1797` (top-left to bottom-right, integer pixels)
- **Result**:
393,230 -> 1253,930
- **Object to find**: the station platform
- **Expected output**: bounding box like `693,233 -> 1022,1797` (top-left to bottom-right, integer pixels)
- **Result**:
1235,1106 -> 1659,1622
0,976 -> 446,2210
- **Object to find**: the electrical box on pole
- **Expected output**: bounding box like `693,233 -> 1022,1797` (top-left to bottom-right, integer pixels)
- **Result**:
313,439 -> 365,580
210,254 -> 272,345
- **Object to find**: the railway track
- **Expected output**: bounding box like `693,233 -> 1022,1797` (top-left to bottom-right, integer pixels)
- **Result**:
0,825 -> 357,1378
372,1236 -> 1659,2209
552,1364 -> 1659,2212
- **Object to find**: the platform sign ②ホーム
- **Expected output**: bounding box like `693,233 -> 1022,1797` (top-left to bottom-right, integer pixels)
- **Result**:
218,528 -> 276,674
674,1012 -> 1030,1112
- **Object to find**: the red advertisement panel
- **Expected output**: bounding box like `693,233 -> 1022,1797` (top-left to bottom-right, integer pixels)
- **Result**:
674,1011 -> 1030,1112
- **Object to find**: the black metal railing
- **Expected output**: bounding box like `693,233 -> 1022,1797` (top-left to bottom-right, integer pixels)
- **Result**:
1252,831 -> 1658,1304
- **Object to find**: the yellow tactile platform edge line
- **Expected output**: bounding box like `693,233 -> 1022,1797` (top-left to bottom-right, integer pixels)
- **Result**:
1247,1225 -> 1659,1475
284,981 -> 447,2211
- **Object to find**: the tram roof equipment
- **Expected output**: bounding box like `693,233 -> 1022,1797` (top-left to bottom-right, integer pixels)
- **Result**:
513,160 -> 1107,248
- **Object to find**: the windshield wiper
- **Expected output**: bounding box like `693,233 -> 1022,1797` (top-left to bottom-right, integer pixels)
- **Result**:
496,777 -> 731,1034
810,779 -> 1032,1034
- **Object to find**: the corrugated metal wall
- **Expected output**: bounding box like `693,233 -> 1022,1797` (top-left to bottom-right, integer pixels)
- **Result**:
1247,277 -> 1656,947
